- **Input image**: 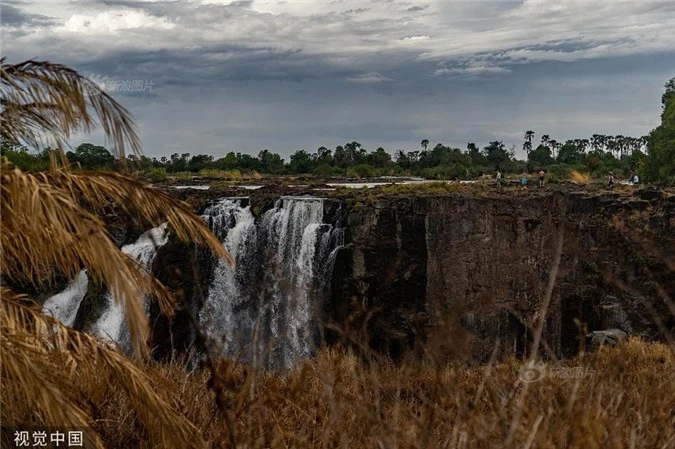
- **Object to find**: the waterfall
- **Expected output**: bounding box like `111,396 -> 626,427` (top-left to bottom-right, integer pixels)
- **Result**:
43,270 -> 89,327
200,197 -> 344,371
91,224 -> 169,349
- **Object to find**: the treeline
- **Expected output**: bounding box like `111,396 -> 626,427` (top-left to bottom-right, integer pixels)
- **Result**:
0,136 -> 649,181
3,77 -> 673,182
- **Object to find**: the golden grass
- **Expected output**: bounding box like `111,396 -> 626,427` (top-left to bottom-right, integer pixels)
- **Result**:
170,171 -> 194,182
198,168 -> 243,180
569,170 -> 592,185
32,338 -> 672,449
1,289 -> 201,449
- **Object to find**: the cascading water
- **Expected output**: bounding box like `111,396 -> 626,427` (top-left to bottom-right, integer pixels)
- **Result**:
91,224 -> 169,350
43,270 -> 89,327
200,197 -> 344,371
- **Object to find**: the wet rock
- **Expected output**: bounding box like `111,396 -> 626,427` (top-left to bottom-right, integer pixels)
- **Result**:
586,329 -> 628,348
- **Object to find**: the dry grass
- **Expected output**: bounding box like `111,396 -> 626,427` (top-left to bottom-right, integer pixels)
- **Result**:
68,339 -> 675,449
569,170 -> 592,185
170,171 -> 195,182
199,168 -> 243,180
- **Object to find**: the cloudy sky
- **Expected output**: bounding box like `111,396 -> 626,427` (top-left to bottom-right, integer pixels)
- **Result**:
3,0 -> 675,159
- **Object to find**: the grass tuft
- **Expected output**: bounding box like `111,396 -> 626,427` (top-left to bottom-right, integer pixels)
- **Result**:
569,170 -> 592,184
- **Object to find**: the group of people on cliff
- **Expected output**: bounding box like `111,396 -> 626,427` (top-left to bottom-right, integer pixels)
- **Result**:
494,169 -> 547,188
607,171 -> 639,188
494,170 -> 639,188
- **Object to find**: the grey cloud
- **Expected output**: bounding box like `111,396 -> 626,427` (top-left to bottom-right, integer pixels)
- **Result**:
0,3 -> 57,27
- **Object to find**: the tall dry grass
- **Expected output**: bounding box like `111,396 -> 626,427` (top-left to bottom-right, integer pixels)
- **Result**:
198,168 -> 243,180
70,339 -> 675,449
569,170 -> 592,185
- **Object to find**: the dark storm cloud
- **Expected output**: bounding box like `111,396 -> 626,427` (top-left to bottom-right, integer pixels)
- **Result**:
1,3 -> 56,27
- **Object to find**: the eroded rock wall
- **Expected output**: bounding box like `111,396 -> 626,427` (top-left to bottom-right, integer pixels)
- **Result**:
332,189 -> 674,362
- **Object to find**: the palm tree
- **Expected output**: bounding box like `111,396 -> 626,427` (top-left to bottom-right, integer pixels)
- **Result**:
524,131 -> 534,156
549,139 -> 558,158
541,134 -> 550,148
1,58 -> 231,448
421,139 -> 429,151
525,130 -> 534,144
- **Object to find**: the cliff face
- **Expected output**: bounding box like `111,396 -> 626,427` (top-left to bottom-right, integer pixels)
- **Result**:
332,188 -> 674,362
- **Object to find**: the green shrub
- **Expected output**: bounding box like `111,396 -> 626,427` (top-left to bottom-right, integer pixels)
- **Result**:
347,164 -> 375,179
146,167 -> 167,183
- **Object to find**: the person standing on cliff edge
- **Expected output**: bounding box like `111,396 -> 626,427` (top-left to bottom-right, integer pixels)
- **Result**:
538,169 -> 545,187
607,172 -> 615,188
496,169 -> 502,188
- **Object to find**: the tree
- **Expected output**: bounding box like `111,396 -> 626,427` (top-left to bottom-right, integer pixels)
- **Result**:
1,57 -> 229,447
343,141 -> 362,166
641,77 -> 675,182
368,147 -> 392,168
662,77 -> 675,108
541,134 -> 550,148
289,149 -> 316,173
394,149 -> 411,169
529,144 -> 555,167
482,140 -> 510,170
259,149 -> 284,173
421,139 -> 429,151
316,146 -> 333,165
466,142 -> 486,166
524,131 -> 535,156
557,141 -> 583,164
549,139 -> 559,159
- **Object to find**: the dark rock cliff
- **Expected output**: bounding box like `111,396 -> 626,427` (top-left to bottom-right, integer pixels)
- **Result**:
330,188 -> 674,363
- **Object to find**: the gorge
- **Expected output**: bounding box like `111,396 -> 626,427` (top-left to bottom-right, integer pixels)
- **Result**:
44,185 -> 674,368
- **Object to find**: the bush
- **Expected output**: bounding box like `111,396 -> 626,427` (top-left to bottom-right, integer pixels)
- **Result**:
146,167 -> 167,183
347,164 -> 375,179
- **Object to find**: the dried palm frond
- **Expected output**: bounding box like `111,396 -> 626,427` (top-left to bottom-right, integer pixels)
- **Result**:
1,57 -> 230,444
0,57 -> 140,161
1,289 -> 203,449
1,159 -> 231,356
